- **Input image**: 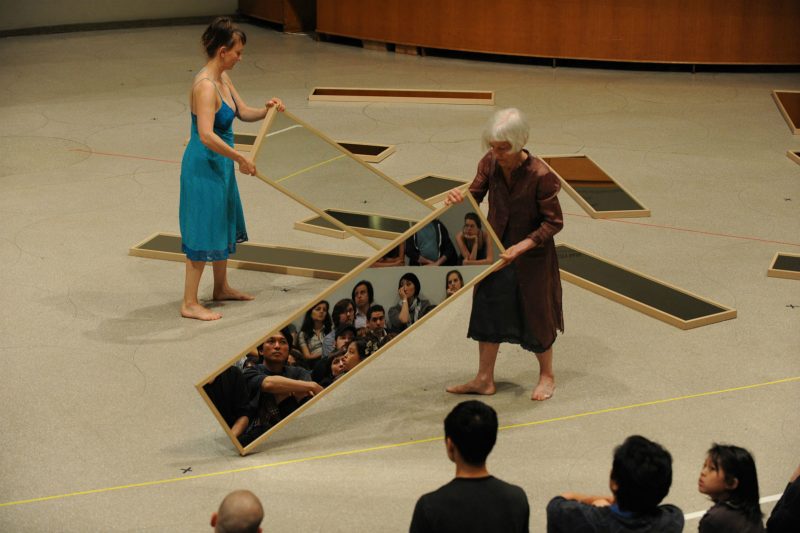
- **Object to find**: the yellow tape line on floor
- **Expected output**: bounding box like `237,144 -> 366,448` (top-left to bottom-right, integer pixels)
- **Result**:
1,375 -> 797,508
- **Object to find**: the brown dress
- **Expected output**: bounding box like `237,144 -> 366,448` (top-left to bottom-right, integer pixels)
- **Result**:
467,150 -> 564,352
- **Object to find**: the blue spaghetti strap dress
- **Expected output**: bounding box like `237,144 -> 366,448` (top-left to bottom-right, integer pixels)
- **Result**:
179,79 -> 248,261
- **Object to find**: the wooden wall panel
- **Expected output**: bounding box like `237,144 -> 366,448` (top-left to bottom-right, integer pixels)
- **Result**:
316,0 -> 800,65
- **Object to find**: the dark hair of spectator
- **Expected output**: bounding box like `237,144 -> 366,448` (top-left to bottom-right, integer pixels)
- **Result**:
335,324 -> 357,340
707,443 -> 762,524
445,269 -> 464,287
464,212 -> 482,229
331,298 -> 355,328
349,338 -> 369,362
398,272 -> 421,299
201,16 -> 247,58
444,400 -> 498,466
611,435 -> 673,513
367,304 -> 385,320
300,300 -> 332,339
351,280 -> 374,304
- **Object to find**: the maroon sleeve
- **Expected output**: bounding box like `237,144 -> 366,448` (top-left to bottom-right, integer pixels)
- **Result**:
468,152 -> 492,204
527,170 -> 563,246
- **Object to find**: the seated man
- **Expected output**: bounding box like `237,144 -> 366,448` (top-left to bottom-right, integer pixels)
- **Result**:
546,435 -> 684,533
410,400 -> 529,533
352,280 -> 376,329
406,218 -> 457,266
240,328 -> 323,445
322,298 -> 355,357
361,304 -> 395,356
203,366 -> 253,439
210,489 -> 263,533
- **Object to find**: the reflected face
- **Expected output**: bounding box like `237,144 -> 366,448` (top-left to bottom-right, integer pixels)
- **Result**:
261,334 -> 289,364
401,279 -> 417,299
339,304 -> 355,326
331,356 -> 347,377
343,341 -> 362,371
220,38 -> 244,70
353,284 -> 370,308
368,311 -> 385,331
311,303 -> 328,322
698,456 -> 731,498
447,272 -> 463,292
335,330 -> 355,351
463,218 -> 479,237
489,140 -> 517,166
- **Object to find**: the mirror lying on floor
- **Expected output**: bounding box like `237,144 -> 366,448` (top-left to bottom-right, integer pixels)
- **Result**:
196,195 -> 502,455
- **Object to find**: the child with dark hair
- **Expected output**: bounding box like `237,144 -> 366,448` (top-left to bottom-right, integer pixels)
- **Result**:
342,339 -> 369,372
546,435 -> 683,532
410,401 -> 529,533
698,444 -> 765,533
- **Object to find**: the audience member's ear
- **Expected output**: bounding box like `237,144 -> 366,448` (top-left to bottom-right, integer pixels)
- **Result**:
727,477 -> 739,490
445,437 -> 456,462
609,475 -> 619,495
210,512 -> 218,528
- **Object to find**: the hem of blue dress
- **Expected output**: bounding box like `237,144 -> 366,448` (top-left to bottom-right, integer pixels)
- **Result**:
182,232 -> 248,262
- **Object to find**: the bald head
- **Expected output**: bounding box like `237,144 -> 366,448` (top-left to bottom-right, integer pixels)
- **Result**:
212,490 -> 264,533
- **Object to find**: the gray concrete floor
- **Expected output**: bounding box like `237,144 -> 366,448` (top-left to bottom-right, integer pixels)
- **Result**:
1,23 -> 799,532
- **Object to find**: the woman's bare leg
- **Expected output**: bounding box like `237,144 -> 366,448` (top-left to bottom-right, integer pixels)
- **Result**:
446,341 -> 499,395
531,347 -> 555,400
211,259 -> 254,301
181,258 -> 222,320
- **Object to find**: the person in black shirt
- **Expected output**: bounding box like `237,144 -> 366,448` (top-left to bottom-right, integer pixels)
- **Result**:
767,462 -> 800,532
546,435 -> 683,533
410,400 -> 529,533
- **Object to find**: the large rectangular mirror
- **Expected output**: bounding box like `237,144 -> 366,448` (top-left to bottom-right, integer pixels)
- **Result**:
196,194 -> 502,454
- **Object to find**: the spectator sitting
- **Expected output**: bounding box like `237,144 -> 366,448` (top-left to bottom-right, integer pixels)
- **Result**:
698,443 -> 764,533
388,272 -> 434,333
767,462 -> 800,532
210,489 -> 263,533
445,269 -> 464,299
410,400 -> 529,533
240,327 -> 322,446
362,304 -> 395,356
203,366 -> 253,440
297,300 -> 332,369
546,435 -> 683,533
311,353 -> 347,389
372,242 -> 405,268
342,338 -> 370,372
352,280 -> 375,329
322,298 -> 355,356
456,212 -> 493,265
406,218 -> 457,266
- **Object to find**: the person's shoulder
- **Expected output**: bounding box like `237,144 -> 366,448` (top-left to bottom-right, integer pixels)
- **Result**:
489,476 -> 528,497
285,366 -> 312,381
546,496 -> 605,529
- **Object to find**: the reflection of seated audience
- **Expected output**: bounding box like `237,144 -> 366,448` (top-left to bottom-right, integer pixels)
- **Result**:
311,353 -> 347,389
203,366 -> 253,440
410,400 -> 529,533
352,280 -> 375,329
372,241 -> 405,268
331,325 -> 356,356
546,435 -> 683,533
322,298 -> 355,356
240,328 -> 323,446
767,462 -> 800,532
698,444 -> 764,533
445,269 -> 464,298
456,212 -> 493,266
361,304 -> 395,356
406,218 -> 457,266
297,300 -> 332,369
388,273 -> 434,333
210,490 -> 264,533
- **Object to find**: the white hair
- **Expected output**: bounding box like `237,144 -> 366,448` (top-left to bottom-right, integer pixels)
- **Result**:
481,108 -> 529,153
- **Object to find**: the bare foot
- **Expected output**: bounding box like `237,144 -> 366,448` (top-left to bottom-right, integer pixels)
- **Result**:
446,379 -> 496,395
213,287 -> 255,301
531,375 -> 555,401
181,302 -> 222,321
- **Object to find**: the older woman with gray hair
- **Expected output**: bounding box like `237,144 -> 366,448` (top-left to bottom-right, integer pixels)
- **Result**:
445,108 -> 564,401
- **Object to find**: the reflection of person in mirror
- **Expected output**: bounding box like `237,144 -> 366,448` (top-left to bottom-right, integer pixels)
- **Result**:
210,489 -> 264,533
297,300 -> 332,368
240,328 -> 322,445
361,304 -> 395,356
351,280 -> 375,329
179,17 -> 285,321
311,354 -> 348,389
371,242 -> 405,268
342,339 -> 370,372
456,212 -> 494,265
406,219 -> 457,266
446,108 -> 564,401
445,270 -> 464,298
388,272 -> 434,333
410,401 -> 529,533
322,299 -> 355,356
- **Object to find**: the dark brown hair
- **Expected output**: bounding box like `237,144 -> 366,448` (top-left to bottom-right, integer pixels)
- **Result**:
201,17 -> 246,58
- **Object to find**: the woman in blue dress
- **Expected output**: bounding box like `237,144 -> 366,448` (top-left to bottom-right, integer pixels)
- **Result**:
180,17 -> 284,321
